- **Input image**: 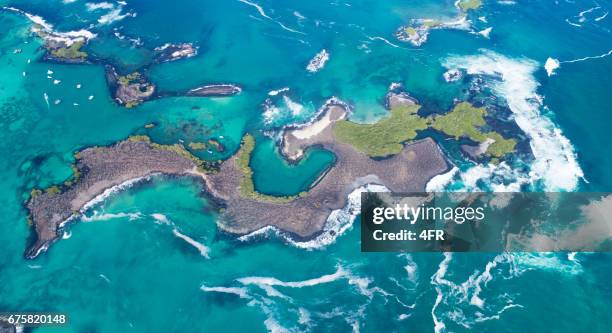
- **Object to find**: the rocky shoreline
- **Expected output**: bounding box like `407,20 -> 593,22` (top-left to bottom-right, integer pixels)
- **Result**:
25,95 -> 449,259
186,84 -> 242,97
105,65 -> 242,107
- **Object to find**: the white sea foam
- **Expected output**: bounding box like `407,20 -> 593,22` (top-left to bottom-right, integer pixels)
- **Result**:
400,254 -> 419,284
565,18 -> 582,27
467,254 -> 509,308
262,103 -> 282,125
430,253 -> 452,333
238,265 -> 347,288
283,95 -> 304,116
238,184 -> 388,249
544,57 -> 560,76
563,49 -> 612,64
513,253 -> 583,275
237,0 -> 271,19
546,49 -> 612,76
293,183 -> 389,249
477,27 -> 492,38
86,2 -> 114,11
237,0 -> 303,34
443,50 -> 583,191
43,92 -> 50,108
366,35 -> 400,48
474,303 -> 523,322
98,273 -> 111,283
151,213 -> 172,225
293,11 -> 306,20
398,313 -> 411,321
81,211 -> 143,222
297,308 -> 311,326
4,7 -> 97,43
81,175 -> 152,213
200,285 -> 250,298
173,229 -> 210,258
268,87 -> 289,96
426,167 -> 459,191
306,49 -> 330,73
98,8 -> 129,25
577,5 -> 601,22
595,11 -> 608,21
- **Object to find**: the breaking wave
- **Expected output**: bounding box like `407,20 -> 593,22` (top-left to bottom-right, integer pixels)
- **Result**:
238,184 -> 389,249
81,175 -> 154,213
443,50 -> 584,191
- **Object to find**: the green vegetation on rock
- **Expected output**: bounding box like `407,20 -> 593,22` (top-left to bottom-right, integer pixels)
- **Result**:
50,40 -> 87,59
457,0 -> 482,11
422,19 -> 442,28
333,105 -> 428,157
405,27 -> 417,37
45,186 -> 61,195
63,163 -> 81,187
128,135 -> 219,173
429,102 -> 516,157
118,72 -> 141,86
235,135 -> 304,203
188,142 -> 207,150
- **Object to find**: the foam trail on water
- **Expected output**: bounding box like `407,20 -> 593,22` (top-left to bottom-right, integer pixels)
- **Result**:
86,2 -> 115,11
563,49 -> 612,63
151,213 -> 173,225
43,93 -> 50,109
399,253 -> 418,284
467,254 -> 509,308
81,211 -> 142,222
444,50 -> 583,191
595,12 -> 608,21
237,265 -> 347,288
430,253 -> 452,333
237,0 -> 304,34
172,229 -> 210,258
366,35 -> 400,48
200,285 -> 250,299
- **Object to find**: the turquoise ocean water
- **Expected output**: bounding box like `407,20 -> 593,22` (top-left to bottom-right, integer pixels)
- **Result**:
0,0 -> 611,332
